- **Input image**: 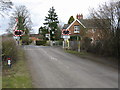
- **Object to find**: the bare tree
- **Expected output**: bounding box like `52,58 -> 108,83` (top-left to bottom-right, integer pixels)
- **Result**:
89,1 -> 119,38
0,0 -> 13,16
89,1 -> 120,57
7,5 -> 32,45
8,5 -> 32,34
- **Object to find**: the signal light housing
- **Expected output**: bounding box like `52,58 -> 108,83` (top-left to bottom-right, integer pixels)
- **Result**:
62,29 -> 71,35
14,30 -> 24,36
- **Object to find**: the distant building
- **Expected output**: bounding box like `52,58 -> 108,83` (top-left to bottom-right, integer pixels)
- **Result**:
29,34 -> 42,44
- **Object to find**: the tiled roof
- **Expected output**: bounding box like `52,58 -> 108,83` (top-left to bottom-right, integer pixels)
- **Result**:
62,19 -> 110,29
78,19 -> 110,29
79,19 -> 95,28
62,24 -> 69,29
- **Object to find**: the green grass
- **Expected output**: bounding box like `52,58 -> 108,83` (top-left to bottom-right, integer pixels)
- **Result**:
65,49 -> 118,69
0,76 -> 2,89
2,48 -> 33,88
65,50 -> 88,56
64,49 -> 95,60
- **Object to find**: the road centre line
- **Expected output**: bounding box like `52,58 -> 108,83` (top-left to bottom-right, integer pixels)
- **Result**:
41,48 -> 70,69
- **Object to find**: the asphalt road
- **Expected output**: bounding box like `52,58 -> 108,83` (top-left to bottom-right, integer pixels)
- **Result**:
24,45 -> 118,88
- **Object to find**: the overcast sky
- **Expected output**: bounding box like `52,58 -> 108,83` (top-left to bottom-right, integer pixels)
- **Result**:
0,0 -> 113,34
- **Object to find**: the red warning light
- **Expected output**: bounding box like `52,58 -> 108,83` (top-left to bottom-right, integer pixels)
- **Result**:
14,30 -> 24,36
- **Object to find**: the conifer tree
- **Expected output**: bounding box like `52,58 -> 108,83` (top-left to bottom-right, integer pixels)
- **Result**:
68,16 -> 75,24
44,6 -> 59,41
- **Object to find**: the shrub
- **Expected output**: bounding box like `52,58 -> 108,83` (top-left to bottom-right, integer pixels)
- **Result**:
21,35 -> 30,45
36,40 -> 46,45
82,37 -> 92,51
2,37 -> 18,66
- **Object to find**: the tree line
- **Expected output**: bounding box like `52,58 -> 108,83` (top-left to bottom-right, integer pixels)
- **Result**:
85,1 -> 120,58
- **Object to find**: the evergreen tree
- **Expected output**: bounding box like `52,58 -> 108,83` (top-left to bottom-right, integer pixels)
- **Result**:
39,26 -> 48,40
44,6 -> 59,41
68,16 -> 75,24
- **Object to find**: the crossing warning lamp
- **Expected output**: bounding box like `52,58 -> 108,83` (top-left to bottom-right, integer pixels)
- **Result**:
63,31 -> 69,34
14,30 -> 24,36
62,29 -> 71,35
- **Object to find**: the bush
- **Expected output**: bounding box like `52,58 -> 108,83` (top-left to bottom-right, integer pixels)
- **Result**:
57,40 -> 63,46
22,39 -> 32,45
82,37 -> 92,51
21,35 -> 30,45
70,36 -> 81,41
36,40 -> 46,45
2,37 -> 18,66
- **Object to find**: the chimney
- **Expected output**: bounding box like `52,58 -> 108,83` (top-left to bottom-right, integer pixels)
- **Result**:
76,14 -> 83,19
76,14 -> 78,19
80,14 -> 83,19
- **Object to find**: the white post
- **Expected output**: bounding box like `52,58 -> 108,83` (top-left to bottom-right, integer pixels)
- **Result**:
16,36 -> 20,45
51,41 -> 53,46
63,40 -> 65,48
66,39 -> 70,49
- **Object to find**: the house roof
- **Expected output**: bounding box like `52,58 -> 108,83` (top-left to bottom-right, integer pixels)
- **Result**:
79,19 -> 96,28
62,24 -> 69,29
62,19 -> 86,30
62,19 -> 110,29
79,19 -> 110,29
67,19 -> 86,29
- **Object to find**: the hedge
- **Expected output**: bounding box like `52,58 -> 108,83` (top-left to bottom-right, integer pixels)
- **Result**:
2,37 -> 18,66
36,40 -> 46,45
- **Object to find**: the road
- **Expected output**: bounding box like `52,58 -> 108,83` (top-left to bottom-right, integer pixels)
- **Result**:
24,45 -> 118,88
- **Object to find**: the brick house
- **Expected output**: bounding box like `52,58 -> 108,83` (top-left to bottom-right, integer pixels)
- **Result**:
62,14 -> 102,43
62,14 -> 111,50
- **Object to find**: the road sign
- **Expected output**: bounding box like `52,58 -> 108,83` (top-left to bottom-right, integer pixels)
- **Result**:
63,35 -> 70,39
45,34 -> 50,38
16,36 -> 20,40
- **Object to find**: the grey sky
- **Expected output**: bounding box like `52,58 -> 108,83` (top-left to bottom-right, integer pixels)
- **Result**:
0,0 -> 112,34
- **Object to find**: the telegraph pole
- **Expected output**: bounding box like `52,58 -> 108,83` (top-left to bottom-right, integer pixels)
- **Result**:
62,30 -> 70,49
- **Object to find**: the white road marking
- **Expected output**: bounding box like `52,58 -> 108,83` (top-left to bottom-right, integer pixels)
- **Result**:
41,48 -> 70,69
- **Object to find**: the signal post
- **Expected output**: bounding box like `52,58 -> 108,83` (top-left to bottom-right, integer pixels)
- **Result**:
62,29 -> 71,49
14,30 -> 24,45
13,18 -> 25,45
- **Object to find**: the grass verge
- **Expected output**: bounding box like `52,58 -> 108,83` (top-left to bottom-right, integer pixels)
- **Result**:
2,47 -> 33,88
65,50 -> 88,56
65,50 -> 118,68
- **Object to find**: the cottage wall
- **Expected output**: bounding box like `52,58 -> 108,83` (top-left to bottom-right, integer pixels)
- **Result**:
68,20 -> 85,36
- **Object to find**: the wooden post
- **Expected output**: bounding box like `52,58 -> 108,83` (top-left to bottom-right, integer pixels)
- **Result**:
77,36 -> 80,52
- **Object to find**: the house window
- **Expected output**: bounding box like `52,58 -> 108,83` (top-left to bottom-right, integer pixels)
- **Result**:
74,25 -> 80,33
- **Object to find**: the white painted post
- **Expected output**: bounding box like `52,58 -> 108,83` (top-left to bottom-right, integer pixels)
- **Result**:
67,39 -> 70,49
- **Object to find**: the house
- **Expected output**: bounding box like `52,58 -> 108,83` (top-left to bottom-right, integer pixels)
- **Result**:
62,14 -> 106,43
62,14 -> 110,50
29,34 -> 42,44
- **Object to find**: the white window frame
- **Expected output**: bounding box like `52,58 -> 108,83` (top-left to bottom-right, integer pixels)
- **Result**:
74,25 -> 80,33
